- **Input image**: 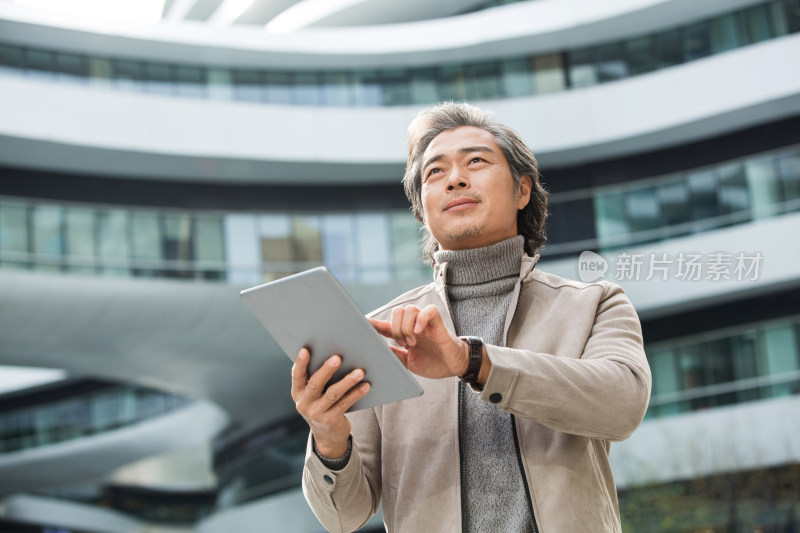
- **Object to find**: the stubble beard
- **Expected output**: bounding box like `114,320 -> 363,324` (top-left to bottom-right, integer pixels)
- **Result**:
446,222 -> 485,242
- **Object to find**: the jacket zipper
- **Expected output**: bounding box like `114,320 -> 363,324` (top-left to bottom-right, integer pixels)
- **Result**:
506,280 -> 540,533
512,414 -> 540,533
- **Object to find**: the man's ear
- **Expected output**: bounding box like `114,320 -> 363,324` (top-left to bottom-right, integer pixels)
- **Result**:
517,175 -> 532,210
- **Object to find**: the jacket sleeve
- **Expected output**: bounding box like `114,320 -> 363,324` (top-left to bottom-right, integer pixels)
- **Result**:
480,281 -> 651,441
302,406 -> 383,533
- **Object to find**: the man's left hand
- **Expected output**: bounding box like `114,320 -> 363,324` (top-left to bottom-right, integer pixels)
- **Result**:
369,305 -> 469,380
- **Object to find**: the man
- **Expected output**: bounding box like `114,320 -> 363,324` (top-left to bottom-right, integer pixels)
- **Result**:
291,102 -> 651,532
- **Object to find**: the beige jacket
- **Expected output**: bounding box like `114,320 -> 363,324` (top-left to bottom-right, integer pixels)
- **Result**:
303,255 -> 651,533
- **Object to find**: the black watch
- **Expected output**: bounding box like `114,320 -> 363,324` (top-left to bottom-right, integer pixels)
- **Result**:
459,336 -> 484,387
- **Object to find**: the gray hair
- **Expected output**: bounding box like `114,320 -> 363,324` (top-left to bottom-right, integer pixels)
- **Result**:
402,102 -> 549,265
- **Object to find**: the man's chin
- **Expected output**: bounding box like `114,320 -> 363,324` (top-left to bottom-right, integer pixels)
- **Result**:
446,224 -> 485,243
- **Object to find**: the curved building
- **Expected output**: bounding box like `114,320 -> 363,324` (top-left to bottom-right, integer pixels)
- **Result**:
1,0 -> 799,531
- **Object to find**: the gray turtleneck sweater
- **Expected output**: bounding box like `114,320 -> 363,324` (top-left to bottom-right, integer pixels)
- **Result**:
434,235 -> 534,533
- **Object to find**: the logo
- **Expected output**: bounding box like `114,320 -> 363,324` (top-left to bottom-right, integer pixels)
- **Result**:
578,251 -> 608,282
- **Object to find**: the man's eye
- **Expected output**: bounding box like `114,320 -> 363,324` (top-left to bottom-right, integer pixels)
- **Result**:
470,157 -> 483,164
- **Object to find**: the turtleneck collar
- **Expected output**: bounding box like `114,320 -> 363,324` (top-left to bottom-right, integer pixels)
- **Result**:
433,235 -> 525,286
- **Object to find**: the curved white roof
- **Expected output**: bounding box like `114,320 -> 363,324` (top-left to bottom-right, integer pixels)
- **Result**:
0,0 -> 768,68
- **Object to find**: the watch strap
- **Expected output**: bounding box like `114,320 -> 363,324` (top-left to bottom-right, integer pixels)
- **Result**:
459,336 -> 483,386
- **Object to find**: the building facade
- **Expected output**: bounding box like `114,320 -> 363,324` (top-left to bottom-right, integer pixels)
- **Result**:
1,0 -> 799,531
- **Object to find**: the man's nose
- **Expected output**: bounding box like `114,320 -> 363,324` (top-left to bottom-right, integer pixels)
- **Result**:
446,168 -> 469,191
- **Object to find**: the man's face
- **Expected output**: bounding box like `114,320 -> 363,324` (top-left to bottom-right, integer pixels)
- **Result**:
420,126 -> 531,252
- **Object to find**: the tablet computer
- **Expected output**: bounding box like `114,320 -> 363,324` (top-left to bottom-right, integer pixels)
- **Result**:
240,267 -> 423,412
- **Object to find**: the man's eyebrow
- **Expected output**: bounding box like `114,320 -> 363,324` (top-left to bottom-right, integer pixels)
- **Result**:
422,146 -> 497,171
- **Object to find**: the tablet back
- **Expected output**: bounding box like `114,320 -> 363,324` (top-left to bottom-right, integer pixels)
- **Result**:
240,267 -> 423,411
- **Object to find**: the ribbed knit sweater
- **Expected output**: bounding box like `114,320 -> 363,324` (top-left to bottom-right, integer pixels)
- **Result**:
434,235 -> 534,533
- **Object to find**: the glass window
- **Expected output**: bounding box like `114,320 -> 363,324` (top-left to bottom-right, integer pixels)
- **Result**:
776,151 -> 800,202
677,342 -> 733,410
683,21 -> 711,61
0,45 -> 23,73
54,52 -> 87,82
651,349 -> 680,406
543,201 -> 567,245
0,201 -> 29,269
264,71 -> 293,105
687,170 -> 720,222
625,186 -> 660,233
115,59 -> 145,91
163,214 -> 193,278
567,49 -> 597,88
706,338 -> 737,408
656,29 -> 683,68
195,216 -> 225,280
707,338 -> 736,384
389,213 -> 425,281
355,214 -> 391,283
233,70 -> 263,103
175,66 -> 206,98
143,63 -> 174,95
26,49 -> 55,80
745,156 -> 782,218
223,214 -> 258,284
531,53 -> 565,93
624,37 -> 655,76
438,64 -> 467,101
467,61 -> 502,100
784,0 -> 800,33
678,345 -> 707,390
656,179 -> 690,228
260,214 -> 293,280
321,215 -> 356,282
710,14 -> 744,53
321,72 -> 352,106
208,68 -> 233,101
294,72 -> 321,105
131,211 -> 162,277
408,68 -> 438,104
499,58 -> 532,97
768,0 -> 789,37
741,4 -> 773,43
97,210 -> 131,276
88,57 -> 112,86
762,324 -> 799,397
352,70 -> 382,106
194,216 -> 224,262
595,43 -> 628,82
551,198 -> 594,245
717,162 -> 751,217
65,208 -> 96,273
593,191 -> 629,246
32,205 -> 64,271
381,69 -> 410,106
292,216 -> 322,266
731,330 -> 761,403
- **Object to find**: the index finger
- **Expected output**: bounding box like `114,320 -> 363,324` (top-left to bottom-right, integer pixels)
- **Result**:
369,318 -> 392,338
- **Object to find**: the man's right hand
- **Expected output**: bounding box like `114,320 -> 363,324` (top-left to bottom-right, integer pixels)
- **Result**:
291,347 -> 370,459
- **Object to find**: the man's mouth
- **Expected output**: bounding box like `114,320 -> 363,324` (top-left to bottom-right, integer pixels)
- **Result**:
444,197 -> 480,211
